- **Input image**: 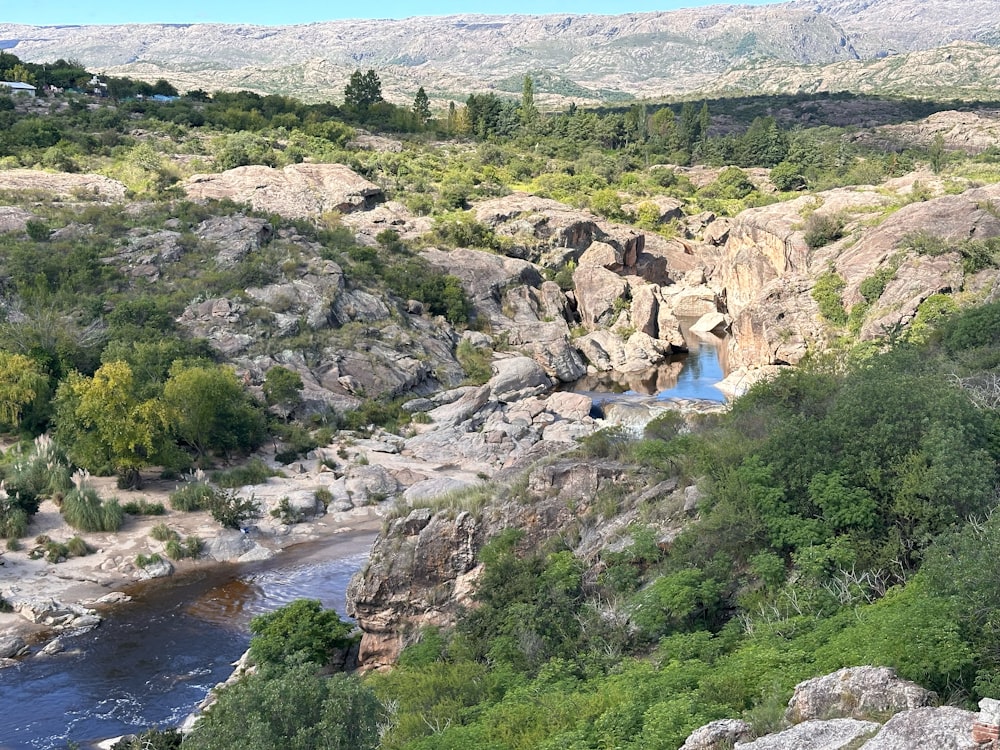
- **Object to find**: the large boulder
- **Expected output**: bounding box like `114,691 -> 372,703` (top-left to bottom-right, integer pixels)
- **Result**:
681,719 -> 753,750
184,163 -> 384,219
573,265 -> 629,328
785,666 -> 936,724
421,246 -> 542,324
194,214 -> 274,267
489,356 -> 551,402
736,718 -> 880,750
859,707 -> 978,750
0,206 -> 34,234
473,193 -> 602,263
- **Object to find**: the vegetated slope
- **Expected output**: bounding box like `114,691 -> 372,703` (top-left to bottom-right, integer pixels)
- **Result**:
1,0 -> 997,103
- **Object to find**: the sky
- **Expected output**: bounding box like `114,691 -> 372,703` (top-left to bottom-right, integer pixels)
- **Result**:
4,0 -> 787,27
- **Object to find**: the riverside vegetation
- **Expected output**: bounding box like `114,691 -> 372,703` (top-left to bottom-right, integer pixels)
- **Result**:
1,49 -> 1000,748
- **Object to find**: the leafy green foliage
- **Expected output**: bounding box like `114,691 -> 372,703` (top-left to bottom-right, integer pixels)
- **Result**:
169,481 -> 217,511
811,271 -> 848,324
184,665 -> 379,750
206,490 -> 261,529
249,599 -> 355,668
211,458 -> 276,489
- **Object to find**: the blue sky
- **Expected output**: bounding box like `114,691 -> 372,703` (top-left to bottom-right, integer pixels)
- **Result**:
5,0 -> 786,26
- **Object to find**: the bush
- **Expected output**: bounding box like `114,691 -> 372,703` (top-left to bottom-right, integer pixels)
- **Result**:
249,599 -> 355,667
150,523 -> 179,542
122,499 -> 166,516
207,490 -> 261,529
456,339 -> 493,385
811,271 -> 847,325
341,398 -> 411,435
212,458 -> 275,489
61,487 -> 124,533
270,497 -> 304,525
803,213 -> 845,249
183,665 -> 379,750
169,481 -> 217,511
165,536 -> 202,560
0,498 -> 28,539
66,535 -> 91,557
3,436 -> 74,516
858,268 -> 895,303
111,728 -> 183,750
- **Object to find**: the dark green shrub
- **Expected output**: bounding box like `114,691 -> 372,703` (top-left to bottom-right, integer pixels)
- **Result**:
122,499 -> 166,516
270,497 -> 304,525
341,398 -> 411,434
136,553 -> 164,568
248,599 -> 355,667
803,212 -> 845,249
0,498 -> 28,539
66,535 -> 90,557
811,271 -> 847,325
183,665 -> 378,750
207,490 -> 261,529
111,728 -> 183,750
859,268 -> 895,303
150,523 -> 179,542
62,487 -> 124,533
456,340 -> 493,385
165,536 -> 202,560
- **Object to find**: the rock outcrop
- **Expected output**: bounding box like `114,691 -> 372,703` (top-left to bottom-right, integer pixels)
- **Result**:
785,666 -> 936,724
860,707 -> 978,750
736,718 -> 880,750
0,169 -> 127,201
184,163 -> 384,219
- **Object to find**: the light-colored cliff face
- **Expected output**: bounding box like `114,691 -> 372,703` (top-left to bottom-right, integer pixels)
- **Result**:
710,179 -> 1000,369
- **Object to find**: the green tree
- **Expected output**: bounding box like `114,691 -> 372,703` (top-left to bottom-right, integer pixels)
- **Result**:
163,363 -> 265,459
263,365 -> 304,420
249,599 -> 356,667
0,351 -> 48,430
344,69 -> 384,111
413,86 -> 431,125
55,361 -> 170,488
520,74 -> 537,127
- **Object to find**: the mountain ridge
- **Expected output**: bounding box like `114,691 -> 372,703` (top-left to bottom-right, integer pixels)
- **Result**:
1,1 -> 998,104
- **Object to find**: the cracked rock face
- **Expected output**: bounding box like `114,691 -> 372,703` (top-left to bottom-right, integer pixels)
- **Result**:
785,666 -> 936,724
184,163 -> 384,219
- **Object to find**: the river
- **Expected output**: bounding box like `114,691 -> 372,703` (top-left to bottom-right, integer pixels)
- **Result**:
0,531 -> 376,750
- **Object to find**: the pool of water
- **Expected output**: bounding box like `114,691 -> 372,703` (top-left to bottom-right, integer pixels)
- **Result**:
573,334 -> 729,405
0,532 -> 375,750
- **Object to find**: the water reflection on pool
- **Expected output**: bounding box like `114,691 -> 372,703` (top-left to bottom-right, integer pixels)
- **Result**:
572,333 -> 729,404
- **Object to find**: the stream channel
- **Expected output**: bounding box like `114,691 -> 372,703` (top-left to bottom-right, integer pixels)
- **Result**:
0,333 -> 729,749
0,531 -> 376,750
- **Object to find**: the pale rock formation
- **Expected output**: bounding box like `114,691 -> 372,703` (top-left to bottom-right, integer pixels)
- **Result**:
785,666 -> 936,724
736,718 -> 880,750
859,706 -> 978,750
184,163 -> 384,220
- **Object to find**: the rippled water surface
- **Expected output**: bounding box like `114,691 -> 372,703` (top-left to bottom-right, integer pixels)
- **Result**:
0,532 -> 374,749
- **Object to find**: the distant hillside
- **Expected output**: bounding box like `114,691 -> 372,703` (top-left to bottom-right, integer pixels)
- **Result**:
0,0 -> 998,104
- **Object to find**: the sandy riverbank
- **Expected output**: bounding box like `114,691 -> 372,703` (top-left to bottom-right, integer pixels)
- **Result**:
0,470 -> 385,654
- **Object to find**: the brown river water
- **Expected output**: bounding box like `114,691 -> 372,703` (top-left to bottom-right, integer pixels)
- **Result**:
0,531 -> 376,749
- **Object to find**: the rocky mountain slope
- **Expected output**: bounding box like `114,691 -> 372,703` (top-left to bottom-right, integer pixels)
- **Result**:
2,0 -> 998,103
